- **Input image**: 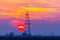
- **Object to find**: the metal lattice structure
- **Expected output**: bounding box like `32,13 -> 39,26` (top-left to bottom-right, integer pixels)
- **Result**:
22,11 -> 31,36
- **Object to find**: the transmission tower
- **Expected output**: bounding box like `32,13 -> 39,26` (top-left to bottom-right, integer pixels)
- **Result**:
22,11 -> 31,36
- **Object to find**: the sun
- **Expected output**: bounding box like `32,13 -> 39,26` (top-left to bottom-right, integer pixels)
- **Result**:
18,25 -> 24,30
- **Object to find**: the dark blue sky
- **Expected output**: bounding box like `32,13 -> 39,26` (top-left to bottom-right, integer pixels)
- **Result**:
0,18 -> 60,36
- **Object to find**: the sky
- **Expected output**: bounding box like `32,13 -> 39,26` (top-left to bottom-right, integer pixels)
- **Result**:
0,0 -> 60,36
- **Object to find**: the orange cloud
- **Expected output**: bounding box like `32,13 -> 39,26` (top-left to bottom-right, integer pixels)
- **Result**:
25,7 -> 56,12
16,7 -> 56,12
0,0 -> 60,21
0,7 -> 56,19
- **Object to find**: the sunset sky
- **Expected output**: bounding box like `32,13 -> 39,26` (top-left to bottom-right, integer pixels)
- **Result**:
0,0 -> 60,20
0,0 -> 60,35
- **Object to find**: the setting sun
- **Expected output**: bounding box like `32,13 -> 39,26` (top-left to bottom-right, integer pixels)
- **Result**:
18,25 -> 24,30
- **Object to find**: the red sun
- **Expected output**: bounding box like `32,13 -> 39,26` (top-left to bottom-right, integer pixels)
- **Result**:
10,20 -> 25,31
17,25 -> 25,30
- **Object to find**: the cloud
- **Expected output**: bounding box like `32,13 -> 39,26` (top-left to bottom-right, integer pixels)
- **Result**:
0,7 -> 57,20
0,0 -> 59,21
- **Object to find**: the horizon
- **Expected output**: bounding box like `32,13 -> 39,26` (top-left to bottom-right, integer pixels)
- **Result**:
0,0 -> 60,36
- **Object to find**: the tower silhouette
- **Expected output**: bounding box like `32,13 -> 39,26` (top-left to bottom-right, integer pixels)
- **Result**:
22,11 -> 31,36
